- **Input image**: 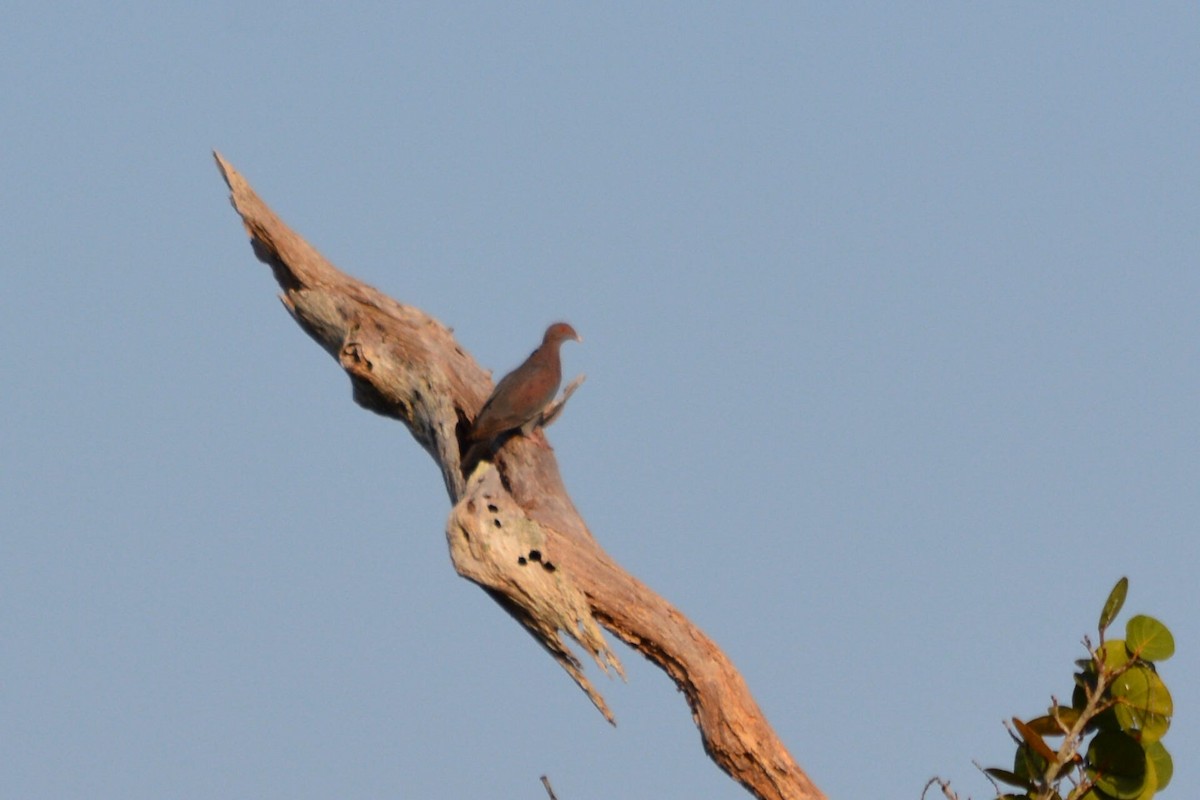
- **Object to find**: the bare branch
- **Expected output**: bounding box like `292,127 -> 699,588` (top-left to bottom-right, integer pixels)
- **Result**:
215,152 -> 826,800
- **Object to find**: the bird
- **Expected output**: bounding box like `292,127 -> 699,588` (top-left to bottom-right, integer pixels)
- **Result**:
465,322 -> 581,465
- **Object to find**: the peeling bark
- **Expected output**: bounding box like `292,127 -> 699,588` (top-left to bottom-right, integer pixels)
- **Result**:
215,151 -> 827,800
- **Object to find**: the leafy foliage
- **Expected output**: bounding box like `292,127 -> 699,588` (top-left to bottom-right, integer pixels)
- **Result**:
929,579 -> 1174,800
1003,579 -> 1172,800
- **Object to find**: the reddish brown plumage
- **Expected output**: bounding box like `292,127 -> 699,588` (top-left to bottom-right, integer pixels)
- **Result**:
468,322 -> 581,455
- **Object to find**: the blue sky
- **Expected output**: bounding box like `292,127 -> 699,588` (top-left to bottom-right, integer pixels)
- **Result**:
2,4 -> 1196,799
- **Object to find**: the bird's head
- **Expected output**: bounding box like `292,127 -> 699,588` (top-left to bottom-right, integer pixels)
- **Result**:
543,322 -> 582,345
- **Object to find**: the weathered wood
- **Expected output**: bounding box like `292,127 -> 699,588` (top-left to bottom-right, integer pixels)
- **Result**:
215,151 -> 827,800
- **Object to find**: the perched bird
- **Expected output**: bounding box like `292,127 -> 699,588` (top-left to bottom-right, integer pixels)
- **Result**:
466,322 -> 581,463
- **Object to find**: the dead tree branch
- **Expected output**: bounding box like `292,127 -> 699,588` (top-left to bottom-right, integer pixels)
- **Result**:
214,151 -> 826,800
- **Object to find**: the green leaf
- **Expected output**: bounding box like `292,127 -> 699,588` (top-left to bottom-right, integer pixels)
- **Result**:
1125,615 -> 1174,661
1072,674 -> 1092,710
1098,640 -> 1131,672
1014,742 -> 1047,782
1100,577 -> 1129,632
1086,730 -> 1146,799
1144,741 -> 1172,790
1111,664 -> 1173,741
1130,747 -> 1159,800
985,767 -> 1034,790
1089,706 -> 1122,734
1052,706 -> 1082,730
1129,711 -> 1170,744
